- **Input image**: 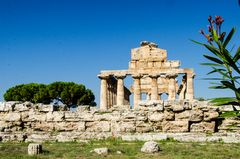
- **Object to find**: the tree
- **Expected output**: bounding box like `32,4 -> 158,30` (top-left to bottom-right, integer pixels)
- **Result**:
192,16 -> 240,116
4,82 -> 96,107
4,83 -> 44,103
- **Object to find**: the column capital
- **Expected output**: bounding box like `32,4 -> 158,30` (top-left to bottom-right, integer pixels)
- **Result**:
98,74 -> 109,79
115,74 -> 126,79
149,74 -> 160,78
166,73 -> 178,78
187,73 -> 196,78
132,74 -> 142,79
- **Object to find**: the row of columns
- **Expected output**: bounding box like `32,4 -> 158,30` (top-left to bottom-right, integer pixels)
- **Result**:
99,73 -> 195,110
99,74 -> 126,110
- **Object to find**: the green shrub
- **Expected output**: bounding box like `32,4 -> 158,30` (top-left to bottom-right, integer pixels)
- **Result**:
4,81 -> 96,107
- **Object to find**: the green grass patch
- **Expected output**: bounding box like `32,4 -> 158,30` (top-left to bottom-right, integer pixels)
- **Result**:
0,139 -> 240,159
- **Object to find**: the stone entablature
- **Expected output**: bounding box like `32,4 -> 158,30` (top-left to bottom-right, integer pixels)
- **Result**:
98,41 -> 195,110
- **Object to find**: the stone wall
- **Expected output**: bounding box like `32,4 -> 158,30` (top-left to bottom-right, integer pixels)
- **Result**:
0,100 -> 237,142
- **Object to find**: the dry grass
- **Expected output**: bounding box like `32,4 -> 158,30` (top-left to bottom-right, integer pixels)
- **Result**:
0,139 -> 239,159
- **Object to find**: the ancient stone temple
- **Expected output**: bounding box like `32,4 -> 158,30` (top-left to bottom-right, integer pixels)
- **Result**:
98,41 -> 195,110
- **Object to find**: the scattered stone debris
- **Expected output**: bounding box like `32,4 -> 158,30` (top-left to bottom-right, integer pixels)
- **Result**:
116,150 -> 122,154
141,141 -> 160,153
28,143 -> 42,155
93,147 -> 109,155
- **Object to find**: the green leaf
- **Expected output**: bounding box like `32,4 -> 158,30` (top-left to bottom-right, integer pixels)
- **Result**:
221,81 -> 239,92
233,46 -> 240,62
207,68 -> 226,75
212,67 -> 232,79
202,78 -> 223,80
204,44 -> 222,58
223,27 -> 236,48
210,97 -> 238,106
200,63 -> 223,67
220,111 -> 240,118
190,39 -> 205,46
222,48 -> 240,74
203,55 -> 223,64
212,29 -> 218,42
209,85 -> 227,89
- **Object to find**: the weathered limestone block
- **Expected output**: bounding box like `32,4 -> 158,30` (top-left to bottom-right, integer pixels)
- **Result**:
86,121 -> 110,132
138,100 -> 164,111
22,110 -> 46,122
139,100 -> 164,107
4,112 -> 21,122
182,101 -> 192,110
32,122 -> 55,131
66,111 -> 94,122
162,121 -> 189,132
79,112 -> 94,121
46,112 -> 64,122
26,133 -> 52,142
94,113 -> 113,121
37,104 -> 55,112
218,105 -> 240,112
77,105 -> 90,112
93,147 -> 109,155
136,121 -> 153,132
172,104 -> 185,112
163,100 -> 173,109
163,111 -> 175,120
6,133 -> 27,142
0,121 -> 9,132
151,122 -> 163,132
0,113 -> 7,121
122,133 -> 168,141
54,122 -> 85,131
189,110 -> 203,122
0,121 -> 20,132
121,112 -> 137,121
56,132 -> 75,142
201,106 -> 219,112
135,112 -> 148,121
175,111 -> 190,120
190,121 -> 215,133
141,141 -> 160,153
5,124 -> 23,132
109,112 -> 121,121
192,100 -> 210,108
204,111 -> 219,121
14,103 -> 30,112
148,112 -> 164,122
0,102 -> 17,112
53,105 -> 69,111
218,117 -> 240,133
110,105 -> 130,111
65,112 -> 81,122
28,143 -> 42,155
112,121 -> 136,133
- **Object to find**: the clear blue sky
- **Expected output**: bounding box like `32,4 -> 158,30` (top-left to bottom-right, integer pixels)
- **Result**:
0,0 -> 240,105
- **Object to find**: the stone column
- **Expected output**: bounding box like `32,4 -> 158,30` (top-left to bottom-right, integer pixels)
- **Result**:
98,75 -> 108,110
186,73 -> 195,100
132,74 -> 141,109
150,74 -> 159,100
167,73 -> 178,100
179,75 -> 186,100
115,75 -> 126,105
146,93 -> 151,100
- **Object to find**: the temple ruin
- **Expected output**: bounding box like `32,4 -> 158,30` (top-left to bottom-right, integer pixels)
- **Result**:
98,41 -> 195,110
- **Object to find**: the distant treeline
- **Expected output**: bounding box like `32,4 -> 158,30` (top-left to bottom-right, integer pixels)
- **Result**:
4,81 -> 96,107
